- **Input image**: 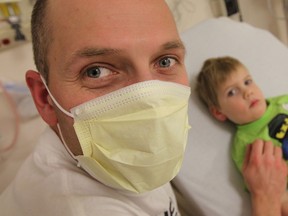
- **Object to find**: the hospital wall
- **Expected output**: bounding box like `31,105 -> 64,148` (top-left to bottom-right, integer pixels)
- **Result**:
165,0 -> 288,46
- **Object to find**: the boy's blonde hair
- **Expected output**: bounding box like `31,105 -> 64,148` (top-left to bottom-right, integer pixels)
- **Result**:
195,56 -> 243,108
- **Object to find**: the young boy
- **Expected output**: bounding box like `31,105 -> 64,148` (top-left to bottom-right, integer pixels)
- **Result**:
195,56 -> 288,214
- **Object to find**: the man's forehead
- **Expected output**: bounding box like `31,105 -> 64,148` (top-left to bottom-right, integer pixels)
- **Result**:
46,0 -> 180,67
47,0 -> 177,42
49,0 -> 171,17
48,1 -> 177,41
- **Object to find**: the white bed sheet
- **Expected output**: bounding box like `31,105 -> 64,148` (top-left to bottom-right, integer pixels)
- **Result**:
173,17 -> 288,216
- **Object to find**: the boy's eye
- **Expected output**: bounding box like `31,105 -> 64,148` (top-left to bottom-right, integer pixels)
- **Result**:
158,57 -> 176,68
85,66 -> 112,78
245,79 -> 253,85
227,89 -> 237,97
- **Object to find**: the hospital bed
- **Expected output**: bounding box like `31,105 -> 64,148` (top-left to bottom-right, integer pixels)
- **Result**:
173,17 -> 288,216
0,11 -> 288,216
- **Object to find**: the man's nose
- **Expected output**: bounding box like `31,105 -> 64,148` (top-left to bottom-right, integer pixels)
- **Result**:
127,66 -> 155,84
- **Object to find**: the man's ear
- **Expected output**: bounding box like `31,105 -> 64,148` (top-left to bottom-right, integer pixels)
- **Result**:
25,70 -> 58,126
209,106 -> 227,122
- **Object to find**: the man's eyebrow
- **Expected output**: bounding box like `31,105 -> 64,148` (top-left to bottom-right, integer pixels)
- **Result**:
75,47 -> 121,57
161,40 -> 186,52
64,47 -> 121,71
73,40 -> 185,58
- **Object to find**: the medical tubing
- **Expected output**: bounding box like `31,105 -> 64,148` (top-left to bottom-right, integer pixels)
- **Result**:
0,80 -> 20,152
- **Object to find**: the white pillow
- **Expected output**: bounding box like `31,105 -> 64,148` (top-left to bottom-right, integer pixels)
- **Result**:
173,17 -> 288,216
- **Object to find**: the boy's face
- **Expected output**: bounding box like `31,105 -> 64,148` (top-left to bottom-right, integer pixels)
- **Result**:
212,65 -> 266,125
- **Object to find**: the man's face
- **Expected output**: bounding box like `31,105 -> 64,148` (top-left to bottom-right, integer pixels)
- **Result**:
45,0 -> 188,154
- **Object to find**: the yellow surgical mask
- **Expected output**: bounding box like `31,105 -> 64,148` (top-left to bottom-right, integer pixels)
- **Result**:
44,79 -> 191,193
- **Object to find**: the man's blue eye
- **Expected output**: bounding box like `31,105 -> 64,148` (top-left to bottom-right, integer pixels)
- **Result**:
86,67 -> 101,78
159,57 -> 175,68
85,66 -> 111,78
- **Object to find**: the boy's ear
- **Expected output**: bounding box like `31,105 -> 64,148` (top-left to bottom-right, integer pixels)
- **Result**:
209,106 -> 227,122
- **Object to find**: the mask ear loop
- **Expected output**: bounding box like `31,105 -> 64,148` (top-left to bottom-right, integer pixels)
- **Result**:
39,75 -> 74,118
40,75 -> 80,165
57,123 -> 81,167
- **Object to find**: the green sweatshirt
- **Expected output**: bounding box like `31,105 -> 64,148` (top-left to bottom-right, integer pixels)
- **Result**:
232,95 -> 288,173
